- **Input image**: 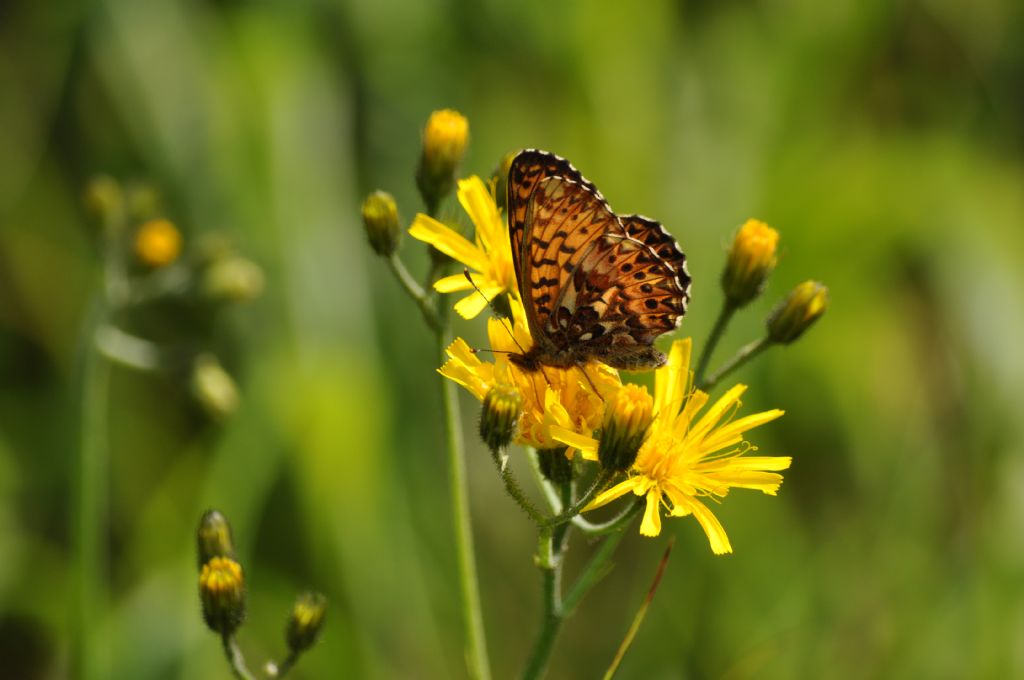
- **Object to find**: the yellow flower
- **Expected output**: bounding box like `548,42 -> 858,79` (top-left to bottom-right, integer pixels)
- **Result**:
421,109 -> 469,172
439,296 -> 619,451
722,218 -> 779,307
556,339 -> 790,554
199,556 -> 246,634
409,176 -> 516,319
135,218 -> 182,267
767,280 -> 829,344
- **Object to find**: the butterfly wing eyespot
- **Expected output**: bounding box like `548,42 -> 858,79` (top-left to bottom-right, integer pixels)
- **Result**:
506,150 -> 690,371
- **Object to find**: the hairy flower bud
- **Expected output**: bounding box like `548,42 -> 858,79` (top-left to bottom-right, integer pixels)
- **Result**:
598,384 -> 653,472
416,109 -> 469,211
479,385 -> 521,451
361,191 -> 401,257
722,219 -> 779,307
199,557 -> 246,635
285,592 -> 327,653
197,509 -> 235,568
766,280 -> 829,344
537,447 -> 574,485
134,218 -> 182,268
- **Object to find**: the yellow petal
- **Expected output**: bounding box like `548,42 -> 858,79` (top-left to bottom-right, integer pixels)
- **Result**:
684,497 -> 732,555
550,426 -> 599,459
409,214 -> 487,272
655,339 -> 691,425
457,177 -> 503,252
454,285 -> 504,319
584,478 -> 640,512
688,384 -> 747,441
700,409 -> 785,452
639,491 -> 663,536
434,273 -> 473,293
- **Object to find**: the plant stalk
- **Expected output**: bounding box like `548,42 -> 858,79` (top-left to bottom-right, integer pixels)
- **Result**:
693,301 -> 735,388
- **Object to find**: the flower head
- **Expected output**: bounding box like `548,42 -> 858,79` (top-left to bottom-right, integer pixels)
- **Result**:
440,296 -> 619,451
286,592 -> 328,653
597,383 -> 654,472
410,176 -> 516,319
362,190 -> 401,257
135,218 -> 182,267
722,218 -> 779,307
558,339 -> 790,554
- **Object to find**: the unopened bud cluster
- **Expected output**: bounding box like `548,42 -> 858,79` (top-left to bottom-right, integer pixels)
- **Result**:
598,384 -> 653,472
196,510 -> 326,673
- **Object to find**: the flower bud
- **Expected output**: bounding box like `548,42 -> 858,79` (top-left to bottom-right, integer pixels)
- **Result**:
134,218 -> 182,268
83,175 -> 124,227
191,354 -> 240,422
201,255 -> 265,303
537,447 -> 573,485
416,109 -> 469,211
199,556 -> 246,635
766,280 -> 829,344
722,219 -> 779,307
361,191 -> 401,257
597,384 -> 653,472
479,385 -> 521,451
197,509 -> 235,568
285,592 -> 327,653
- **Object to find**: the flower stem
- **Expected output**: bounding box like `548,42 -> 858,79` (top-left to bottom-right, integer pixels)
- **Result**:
437,305 -> 492,680
542,469 -> 614,528
73,301 -> 110,680
490,447 -> 545,524
698,336 -> 772,392
521,483 -> 572,680
221,634 -> 256,680
387,253 -> 440,332
561,514 -> 635,616
694,301 -> 736,388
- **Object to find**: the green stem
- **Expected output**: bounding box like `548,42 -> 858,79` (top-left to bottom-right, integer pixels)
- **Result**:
542,469 -> 614,529
490,447 -> 545,524
521,483 -> 572,680
221,634 -> 256,680
438,307 -> 491,680
693,302 -> 736,388
270,650 -> 300,678
574,499 -> 643,537
387,253 -> 440,332
73,303 -> 110,680
698,336 -> 772,392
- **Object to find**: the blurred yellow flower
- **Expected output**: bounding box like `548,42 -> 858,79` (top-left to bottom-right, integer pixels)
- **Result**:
135,218 -> 182,267
421,108 -> 469,172
439,296 -> 619,451
409,176 -> 516,319
558,338 -> 790,554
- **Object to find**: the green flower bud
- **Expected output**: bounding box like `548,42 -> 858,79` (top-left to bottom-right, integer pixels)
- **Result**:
191,354 -> 240,422
537,447 -> 573,485
197,509 -> 235,568
766,280 -> 829,344
82,175 -> 124,227
285,592 -> 327,653
598,384 -> 653,472
361,191 -> 401,257
722,219 -> 779,307
416,109 -> 469,211
201,255 -> 265,303
479,385 -> 521,451
199,557 -> 246,635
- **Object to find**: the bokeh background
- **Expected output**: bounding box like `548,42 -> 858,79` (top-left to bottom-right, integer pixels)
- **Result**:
3,0 -> 1024,678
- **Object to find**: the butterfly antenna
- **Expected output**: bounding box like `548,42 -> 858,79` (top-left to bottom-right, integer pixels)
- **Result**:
462,269 -> 529,358
578,363 -> 607,404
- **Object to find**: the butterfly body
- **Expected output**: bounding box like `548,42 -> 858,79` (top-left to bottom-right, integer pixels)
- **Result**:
507,150 -> 691,372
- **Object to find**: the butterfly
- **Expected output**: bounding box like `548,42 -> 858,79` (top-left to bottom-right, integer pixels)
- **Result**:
505,149 -> 691,372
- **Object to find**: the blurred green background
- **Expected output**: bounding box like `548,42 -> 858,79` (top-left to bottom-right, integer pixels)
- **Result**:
3,0 -> 1024,678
